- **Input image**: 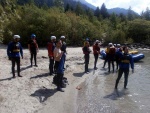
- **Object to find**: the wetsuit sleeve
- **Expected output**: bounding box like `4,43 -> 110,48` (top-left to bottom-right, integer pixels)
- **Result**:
130,55 -> 134,69
48,43 -> 53,57
7,42 -> 12,57
20,43 -> 23,57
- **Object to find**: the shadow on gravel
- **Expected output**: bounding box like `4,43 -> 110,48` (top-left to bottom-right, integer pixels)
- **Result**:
31,88 -> 57,103
77,62 -> 85,65
20,65 -> 31,72
30,73 -> 50,79
104,89 -> 129,100
0,77 -> 13,82
73,68 -> 93,77
73,72 -> 85,77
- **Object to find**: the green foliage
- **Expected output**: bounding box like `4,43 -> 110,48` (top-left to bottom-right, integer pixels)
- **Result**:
112,30 -> 126,44
128,19 -> 150,43
1,0 -> 150,46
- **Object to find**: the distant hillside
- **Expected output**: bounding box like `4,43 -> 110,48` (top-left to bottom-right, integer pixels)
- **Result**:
17,0 -> 139,16
107,7 -> 139,15
79,0 -> 139,15
73,0 -> 96,9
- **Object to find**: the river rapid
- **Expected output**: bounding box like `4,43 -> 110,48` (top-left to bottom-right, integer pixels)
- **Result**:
77,49 -> 150,113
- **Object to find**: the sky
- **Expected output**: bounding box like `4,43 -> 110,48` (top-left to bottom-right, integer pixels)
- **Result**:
85,0 -> 150,14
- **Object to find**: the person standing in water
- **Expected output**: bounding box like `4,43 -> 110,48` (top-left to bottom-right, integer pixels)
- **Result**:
7,35 -> 23,78
28,34 -> 39,67
82,41 -> 91,74
115,46 -> 134,89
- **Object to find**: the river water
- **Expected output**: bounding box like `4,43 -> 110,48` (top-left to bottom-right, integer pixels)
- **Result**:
77,50 -> 150,113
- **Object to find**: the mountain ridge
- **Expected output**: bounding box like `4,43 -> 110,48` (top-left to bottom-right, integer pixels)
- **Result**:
75,0 -> 139,15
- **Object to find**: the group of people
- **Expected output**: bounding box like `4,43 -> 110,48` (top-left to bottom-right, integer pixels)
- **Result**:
7,34 -> 67,92
82,40 -> 134,89
7,35 -> 134,91
82,39 -> 101,73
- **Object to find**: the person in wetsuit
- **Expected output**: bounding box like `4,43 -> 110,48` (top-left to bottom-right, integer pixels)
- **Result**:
60,36 -> 67,70
7,35 -> 23,78
82,41 -> 91,73
93,40 -> 100,70
115,46 -> 134,89
107,43 -> 116,72
102,45 -> 110,68
28,34 -> 39,67
47,36 -> 56,75
56,52 -> 65,92
115,44 -> 122,70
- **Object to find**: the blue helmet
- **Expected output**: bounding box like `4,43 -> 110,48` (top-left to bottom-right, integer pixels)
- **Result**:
31,34 -> 36,38
86,38 -> 89,41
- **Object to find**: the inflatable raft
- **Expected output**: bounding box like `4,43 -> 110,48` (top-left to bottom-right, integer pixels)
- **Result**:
129,50 -> 138,54
100,50 -> 145,62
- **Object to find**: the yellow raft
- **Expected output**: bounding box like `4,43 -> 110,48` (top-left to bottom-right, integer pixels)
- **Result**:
129,50 -> 138,54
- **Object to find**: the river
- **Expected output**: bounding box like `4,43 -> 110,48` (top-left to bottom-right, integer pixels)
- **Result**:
77,49 -> 150,113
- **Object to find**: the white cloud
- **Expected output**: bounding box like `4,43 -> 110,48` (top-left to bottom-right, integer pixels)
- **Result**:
85,0 -> 150,14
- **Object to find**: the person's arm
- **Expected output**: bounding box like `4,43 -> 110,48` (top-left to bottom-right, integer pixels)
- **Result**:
48,43 -> 53,58
7,42 -> 11,58
35,40 -> 39,49
20,43 -> 23,59
28,43 -> 31,53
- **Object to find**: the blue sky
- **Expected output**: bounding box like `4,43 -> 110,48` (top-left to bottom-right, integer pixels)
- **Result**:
85,0 -> 150,14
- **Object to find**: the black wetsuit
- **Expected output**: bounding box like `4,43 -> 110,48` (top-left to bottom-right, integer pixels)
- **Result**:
115,53 -> 134,89
7,41 -> 23,77
83,46 -> 91,73
28,39 -> 38,66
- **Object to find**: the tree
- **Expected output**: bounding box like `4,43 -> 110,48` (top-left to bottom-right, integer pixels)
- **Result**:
127,6 -> 133,21
110,13 -> 117,29
75,2 -> 84,16
53,0 -> 64,7
119,13 -> 127,22
94,7 -> 100,17
144,7 -> 150,20
86,8 -> 94,22
100,3 -> 109,19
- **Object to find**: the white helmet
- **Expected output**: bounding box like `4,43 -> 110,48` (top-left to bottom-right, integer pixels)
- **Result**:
51,36 -> 56,40
117,44 -> 121,47
108,43 -> 113,46
13,35 -> 20,39
60,36 -> 65,39
95,40 -> 99,43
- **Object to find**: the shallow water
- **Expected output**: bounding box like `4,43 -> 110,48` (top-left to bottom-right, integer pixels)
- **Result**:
77,50 -> 150,113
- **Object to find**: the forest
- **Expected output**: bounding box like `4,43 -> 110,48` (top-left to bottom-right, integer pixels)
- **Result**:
0,0 -> 150,46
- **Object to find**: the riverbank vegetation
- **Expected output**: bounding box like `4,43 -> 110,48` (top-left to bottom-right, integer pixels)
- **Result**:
0,0 -> 150,46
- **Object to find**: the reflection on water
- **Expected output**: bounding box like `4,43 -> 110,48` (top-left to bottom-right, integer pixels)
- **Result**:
77,50 -> 150,113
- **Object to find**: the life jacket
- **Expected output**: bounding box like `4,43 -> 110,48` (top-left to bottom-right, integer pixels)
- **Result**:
109,47 -> 116,55
12,42 -> 20,52
93,44 -> 100,54
47,42 -> 55,57
30,39 -> 38,49
82,46 -> 90,54
121,54 -> 130,63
